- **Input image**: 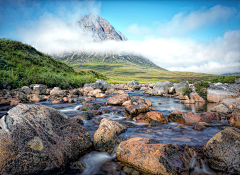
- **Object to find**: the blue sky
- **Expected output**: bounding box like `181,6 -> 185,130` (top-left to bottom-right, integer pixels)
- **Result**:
0,0 -> 240,74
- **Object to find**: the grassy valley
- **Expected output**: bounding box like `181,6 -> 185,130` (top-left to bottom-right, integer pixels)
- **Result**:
0,39 -> 107,90
72,62 -> 240,84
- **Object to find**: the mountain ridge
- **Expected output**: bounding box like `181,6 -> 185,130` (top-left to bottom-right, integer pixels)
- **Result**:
53,13 -> 165,70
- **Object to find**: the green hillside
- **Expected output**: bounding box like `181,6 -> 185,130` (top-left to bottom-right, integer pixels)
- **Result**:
0,39 -> 107,89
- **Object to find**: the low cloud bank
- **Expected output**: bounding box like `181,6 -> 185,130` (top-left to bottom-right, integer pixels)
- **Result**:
15,3 -> 240,75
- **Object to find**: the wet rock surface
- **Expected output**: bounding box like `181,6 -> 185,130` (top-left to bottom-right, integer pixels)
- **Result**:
203,127 -> 240,174
0,104 -> 92,175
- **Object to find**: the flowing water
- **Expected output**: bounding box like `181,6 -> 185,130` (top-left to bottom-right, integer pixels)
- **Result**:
0,91 -> 228,175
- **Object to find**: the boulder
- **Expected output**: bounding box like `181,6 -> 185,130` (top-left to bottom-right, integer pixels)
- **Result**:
116,137 -> 199,175
130,96 -> 152,106
127,80 -> 140,90
88,89 -> 102,97
29,84 -> 47,95
194,122 -> 209,131
81,103 -> 101,111
84,79 -> 112,91
207,84 -> 240,103
95,79 -> 112,90
10,99 -> 20,106
95,93 -> 107,98
73,111 -> 93,120
107,93 -> 130,105
125,104 -> 149,117
16,91 -> 27,101
174,81 -> 189,94
168,111 -> 219,125
229,110 -> 240,128
0,104 -> 92,175
221,97 -> 240,111
93,118 -> 127,152
28,94 -> 46,102
69,89 -> 81,96
203,127 -> 240,174
145,112 -> 167,124
52,98 -> 63,104
150,81 -> 173,96
50,89 -> 66,97
21,86 -> 32,94
190,92 -> 205,102
211,104 -> 231,114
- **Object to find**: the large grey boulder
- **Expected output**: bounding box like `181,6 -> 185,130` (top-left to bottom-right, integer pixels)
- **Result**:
30,84 -> 47,95
127,80 -> 140,90
21,86 -> 32,94
0,104 -> 92,175
207,84 -> 240,102
84,79 -> 112,91
203,127 -> 240,174
174,81 -> 189,94
50,87 -> 66,97
150,81 -> 173,96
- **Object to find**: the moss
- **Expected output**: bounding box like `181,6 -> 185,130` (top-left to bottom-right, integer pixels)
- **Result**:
194,81 -> 210,100
182,87 -> 192,98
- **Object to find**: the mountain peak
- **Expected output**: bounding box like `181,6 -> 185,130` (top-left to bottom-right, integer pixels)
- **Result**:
77,13 -> 128,41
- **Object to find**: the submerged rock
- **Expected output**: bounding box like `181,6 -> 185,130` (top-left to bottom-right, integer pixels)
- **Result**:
203,127 -> 240,174
0,104 -> 92,175
211,104 -> 231,114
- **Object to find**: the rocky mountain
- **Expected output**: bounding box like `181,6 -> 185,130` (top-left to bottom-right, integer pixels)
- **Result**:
77,12 -> 128,41
53,13 -> 164,70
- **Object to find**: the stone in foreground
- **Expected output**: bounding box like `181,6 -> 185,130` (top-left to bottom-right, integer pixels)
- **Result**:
93,118 -> 126,152
203,127 -> 240,174
0,104 -> 92,175
116,137 -> 198,175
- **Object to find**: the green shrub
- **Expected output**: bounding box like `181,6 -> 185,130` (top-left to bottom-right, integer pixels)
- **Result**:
194,81 -> 210,100
182,86 -> 192,98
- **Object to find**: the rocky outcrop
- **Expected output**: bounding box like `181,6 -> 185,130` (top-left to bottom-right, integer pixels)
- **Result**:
93,118 -> 126,152
0,104 -> 92,175
150,81 -> 173,96
116,137 -> 200,175
207,84 -> 240,102
203,127 -> 240,174
77,13 -> 128,42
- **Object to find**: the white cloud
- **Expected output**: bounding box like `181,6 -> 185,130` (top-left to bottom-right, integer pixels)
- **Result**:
157,5 -> 237,36
16,4 -> 240,75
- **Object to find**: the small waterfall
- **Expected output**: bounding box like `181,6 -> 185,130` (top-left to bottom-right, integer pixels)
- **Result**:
189,149 -> 216,175
79,151 -> 116,175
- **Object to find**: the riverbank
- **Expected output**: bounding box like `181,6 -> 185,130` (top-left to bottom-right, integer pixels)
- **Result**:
0,79 -> 240,175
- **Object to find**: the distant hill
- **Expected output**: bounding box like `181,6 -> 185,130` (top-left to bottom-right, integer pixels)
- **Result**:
53,13 -> 165,70
222,72 -> 240,75
0,39 -> 106,89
